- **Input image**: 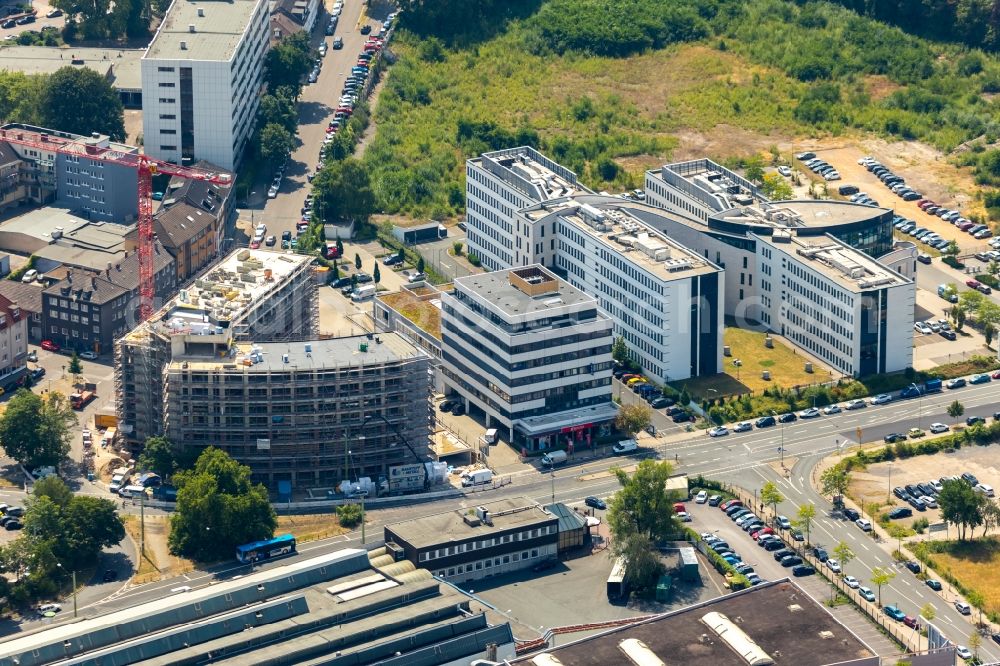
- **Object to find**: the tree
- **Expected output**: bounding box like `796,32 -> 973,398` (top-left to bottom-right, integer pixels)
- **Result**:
24,495 -> 63,543
938,478 -> 985,540
258,91 -> 298,134
417,256 -> 425,273
312,159 -> 376,222
355,253 -> 362,270
264,32 -> 313,95
615,403 -> 651,436
0,390 -> 76,468
33,475 -> 72,509
336,503 -> 363,528
820,465 -> 851,498
981,501 -> 1000,537
453,241 -> 464,256
833,541 -> 855,574
744,154 -> 765,183
796,502 -> 816,545
169,448 -> 276,561
946,240 -> 961,255
137,436 -> 177,479
611,335 -> 630,364
336,238 -> 344,256
67,351 -> 82,378
61,495 -> 126,568
967,589 -> 986,626
760,481 -> 784,520
969,630 -> 983,659
760,173 -> 794,200
373,263 -> 381,284
39,68 -> 125,141
870,566 -> 896,606
607,460 -> 677,591
259,123 -> 295,165
947,400 -> 965,418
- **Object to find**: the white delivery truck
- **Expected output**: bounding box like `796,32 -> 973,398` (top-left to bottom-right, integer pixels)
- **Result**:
541,450 -> 567,467
461,468 -> 494,487
351,284 -> 377,301
612,439 -> 638,455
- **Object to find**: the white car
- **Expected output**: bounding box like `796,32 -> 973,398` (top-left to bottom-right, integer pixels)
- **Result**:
267,186 -> 278,199
255,223 -> 266,236
708,426 -> 729,438
855,518 -> 873,531
733,421 -> 753,432
976,483 -> 995,497
826,558 -> 841,573
929,423 -> 949,434
919,495 -> 938,508
79,351 -> 98,360
843,575 -> 860,589
21,269 -> 37,283
870,394 -> 892,405
676,511 -> 692,522
914,322 -> 932,334
845,399 -> 867,410
823,404 -> 841,415
37,603 -> 61,615
776,515 -> 791,530
956,646 -> 973,660
859,586 -> 876,602
777,166 -> 791,177
695,490 -> 708,504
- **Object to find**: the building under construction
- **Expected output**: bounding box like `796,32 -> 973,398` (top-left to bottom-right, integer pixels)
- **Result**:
115,248 -> 433,489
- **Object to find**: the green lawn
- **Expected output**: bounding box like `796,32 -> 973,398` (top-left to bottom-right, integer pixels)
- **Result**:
724,327 -> 831,393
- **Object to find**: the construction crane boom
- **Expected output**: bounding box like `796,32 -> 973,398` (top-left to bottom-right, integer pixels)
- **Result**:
0,127 -> 232,321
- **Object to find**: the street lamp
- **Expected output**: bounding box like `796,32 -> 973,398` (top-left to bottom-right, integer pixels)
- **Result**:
348,447 -> 366,545
55,563 -> 77,618
772,410 -> 785,467
887,462 -> 893,504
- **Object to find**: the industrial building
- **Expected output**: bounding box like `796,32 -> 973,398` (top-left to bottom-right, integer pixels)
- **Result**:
441,265 -> 617,451
510,579 -> 881,666
0,548 -> 517,666
384,496 -> 560,584
116,248 -> 316,449
117,248 -> 433,489
0,47 -> 144,107
141,0 -> 270,171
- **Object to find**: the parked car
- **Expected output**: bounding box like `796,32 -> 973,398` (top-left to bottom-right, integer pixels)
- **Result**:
584,496 -> 606,510
40,340 -> 59,352
859,587 -> 876,602
883,605 -> 906,621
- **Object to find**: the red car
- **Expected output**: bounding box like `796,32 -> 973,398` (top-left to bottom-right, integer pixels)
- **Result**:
903,615 -> 919,629
40,340 -> 59,352
335,107 -> 353,115
752,527 -> 775,540
250,239 -> 261,249
991,370 -> 1000,380
966,279 -> 982,289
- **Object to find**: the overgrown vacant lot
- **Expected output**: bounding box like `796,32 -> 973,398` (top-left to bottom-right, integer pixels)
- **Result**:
370,0 -> 1000,222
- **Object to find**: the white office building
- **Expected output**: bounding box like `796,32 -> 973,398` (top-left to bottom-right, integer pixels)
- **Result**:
441,266 -> 618,452
755,230 -> 914,377
141,0 -> 270,171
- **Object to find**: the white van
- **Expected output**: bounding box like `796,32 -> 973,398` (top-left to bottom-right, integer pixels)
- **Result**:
612,439 -> 638,455
351,284 -> 376,301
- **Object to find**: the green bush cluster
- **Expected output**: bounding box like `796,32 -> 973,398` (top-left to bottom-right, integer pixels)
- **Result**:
704,381 -> 868,424
686,527 -> 749,590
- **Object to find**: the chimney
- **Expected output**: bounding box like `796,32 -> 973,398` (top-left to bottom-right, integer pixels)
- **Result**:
67,271 -> 72,284
115,263 -> 121,271
106,262 -> 111,277
91,276 -> 97,289
188,24 -> 196,32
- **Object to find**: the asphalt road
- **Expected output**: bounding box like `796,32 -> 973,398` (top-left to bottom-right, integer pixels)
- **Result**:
250,0 -> 386,243
38,377 -> 1000,660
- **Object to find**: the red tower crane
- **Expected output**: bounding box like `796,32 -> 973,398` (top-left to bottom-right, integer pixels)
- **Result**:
0,127 -> 232,321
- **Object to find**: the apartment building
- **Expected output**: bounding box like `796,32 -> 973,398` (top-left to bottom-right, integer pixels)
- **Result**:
41,241 -> 175,355
385,497 -> 559,584
269,0 -> 321,42
116,249 -> 316,447
141,0 -> 270,171
0,294 -> 28,387
755,230 -> 914,377
441,266 -> 617,451
164,333 -> 431,488
0,123 -> 141,223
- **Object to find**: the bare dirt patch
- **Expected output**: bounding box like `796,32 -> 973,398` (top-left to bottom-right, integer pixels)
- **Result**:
276,514 -> 349,543
671,126 -> 792,163
122,514 -> 196,584
863,75 -> 902,102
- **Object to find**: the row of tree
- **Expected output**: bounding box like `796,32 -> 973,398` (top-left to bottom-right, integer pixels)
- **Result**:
257,32 -> 315,167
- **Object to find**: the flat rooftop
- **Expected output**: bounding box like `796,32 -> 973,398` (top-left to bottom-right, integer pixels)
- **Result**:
654,158 -> 768,212
713,200 -> 890,229
171,332 -> 428,371
0,46 -> 143,89
386,496 -> 556,549
453,265 -> 596,317
0,206 -> 91,242
527,197 -> 716,280
756,231 -> 909,292
519,580 -> 875,666
145,0 -> 262,61
145,248 -> 310,337
476,146 -> 592,202
0,122 -> 138,155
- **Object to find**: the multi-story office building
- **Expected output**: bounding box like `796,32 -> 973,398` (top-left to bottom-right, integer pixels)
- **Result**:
465,146 -> 593,272
42,240 -> 176,355
141,0 -> 269,171
385,497 -> 559,584
164,333 -> 431,488
465,148 -> 722,383
116,249 -> 316,447
0,123 -> 141,223
754,230 -> 914,377
441,266 -> 617,451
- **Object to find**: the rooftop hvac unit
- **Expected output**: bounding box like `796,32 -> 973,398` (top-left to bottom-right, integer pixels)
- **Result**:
850,266 -> 865,279
663,258 -> 694,272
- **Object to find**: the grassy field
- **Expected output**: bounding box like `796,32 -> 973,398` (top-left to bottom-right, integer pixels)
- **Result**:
923,538 -> 1000,616
276,513 -> 350,543
723,327 -> 831,393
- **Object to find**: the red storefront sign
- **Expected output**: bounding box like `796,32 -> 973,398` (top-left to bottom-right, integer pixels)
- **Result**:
560,423 -> 593,434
